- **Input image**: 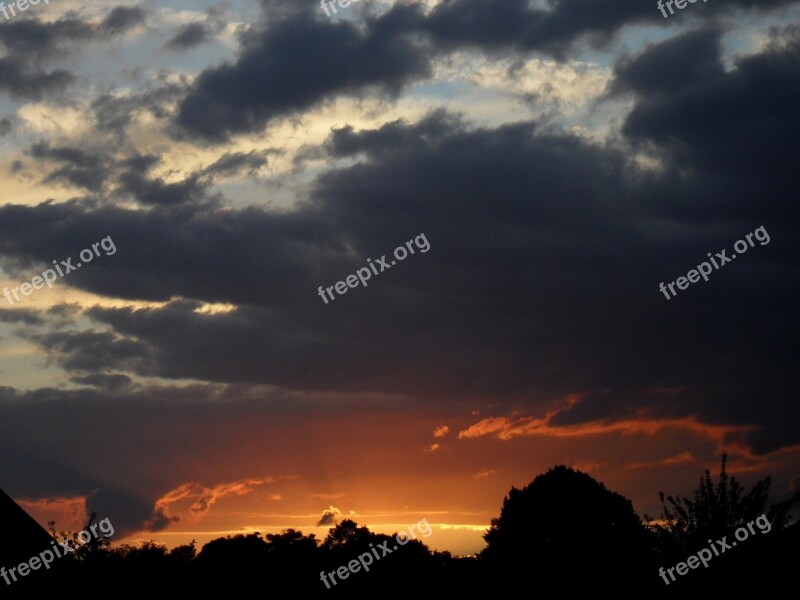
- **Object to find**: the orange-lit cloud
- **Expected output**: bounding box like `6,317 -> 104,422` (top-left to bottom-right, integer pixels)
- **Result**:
458,394 -> 751,451
458,417 -> 508,439
723,443 -> 800,474
19,496 -> 88,532
433,425 -> 450,438
473,468 -> 496,479
316,505 -> 357,526
664,451 -> 694,465
154,477 -> 275,523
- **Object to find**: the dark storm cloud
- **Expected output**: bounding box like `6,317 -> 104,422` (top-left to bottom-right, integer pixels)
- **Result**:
165,3 -> 227,51
415,0 -> 798,56
326,110 -> 465,158
24,143 -> 228,205
30,142 -> 109,190
174,5 -> 432,142
0,5 -> 147,100
0,4 -> 144,56
0,60 -> 74,100
33,330 -> 153,373
100,6 -> 147,35
607,28 -> 726,97
413,0 -> 643,57
0,17 -> 94,58
0,116 -> 14,136
69,373 -> 133,393
0,308 -> 44,325
42,303 -> 83,329
0,18 -> 86,100
91,81 -> 187,140
0,199 -> 333,303
165,22 -> 214,50
116,170 -> 209,207
611,26 -> 800,190
199,151 -> 271,178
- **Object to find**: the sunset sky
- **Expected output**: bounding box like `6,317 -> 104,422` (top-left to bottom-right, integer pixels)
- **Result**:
0,0 -> 798,556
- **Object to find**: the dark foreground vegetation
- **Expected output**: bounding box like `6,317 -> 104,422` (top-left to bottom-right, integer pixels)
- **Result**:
6,456 -> 797,595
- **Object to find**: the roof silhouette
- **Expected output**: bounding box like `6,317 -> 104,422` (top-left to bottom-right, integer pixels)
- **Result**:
0,487 -> 55,569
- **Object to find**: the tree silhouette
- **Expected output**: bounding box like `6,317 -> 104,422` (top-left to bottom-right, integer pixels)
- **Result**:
266,528 -> 318,556
649,453 -> 792,560
47,511 -> 112,564
195,532 -> 269,569
112,540 -> 169,565
321,519 -> 372,551
169,540 -> 197,563
481,465 -> 655,586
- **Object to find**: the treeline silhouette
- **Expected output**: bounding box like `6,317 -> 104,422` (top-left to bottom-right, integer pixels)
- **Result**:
12,455 -> 797,594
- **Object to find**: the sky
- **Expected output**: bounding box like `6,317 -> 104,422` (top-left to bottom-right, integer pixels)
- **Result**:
0,0 -> 798,556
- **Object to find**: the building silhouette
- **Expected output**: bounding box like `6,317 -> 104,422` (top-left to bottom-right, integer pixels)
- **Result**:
0,487 -> 54,572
